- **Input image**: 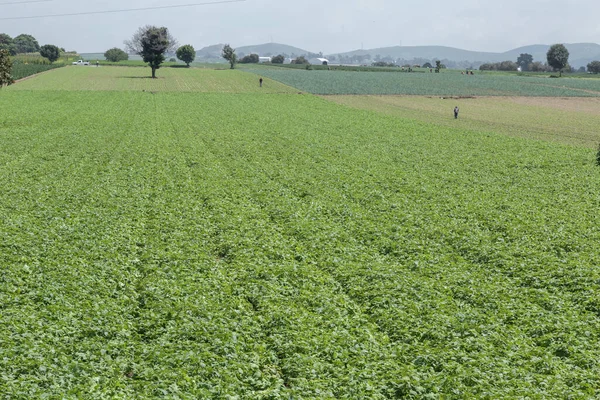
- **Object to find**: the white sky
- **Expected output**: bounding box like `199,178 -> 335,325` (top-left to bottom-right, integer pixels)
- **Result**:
1,0 -> 599,53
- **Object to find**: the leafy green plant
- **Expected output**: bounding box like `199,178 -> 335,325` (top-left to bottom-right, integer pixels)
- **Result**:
1,67 -> 600,398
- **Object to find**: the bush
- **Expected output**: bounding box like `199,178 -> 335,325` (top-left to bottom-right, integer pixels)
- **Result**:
596,143 -> 600,166
176,44 -> 195,66
239,54 -> 259,64
40,44 -> 60,63
104,48 -> 129,62
587,61 -> 600,74
292,56 -> 309,65
271,54 -> 285,64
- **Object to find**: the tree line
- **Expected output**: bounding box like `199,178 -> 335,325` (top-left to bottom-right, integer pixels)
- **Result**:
479,44 -> 600,75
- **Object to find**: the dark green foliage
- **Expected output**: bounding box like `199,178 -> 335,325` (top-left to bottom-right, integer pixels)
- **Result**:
239,53 -> 259,64
517,53 -> 533,71
0,49 -> 13,87
480,61 -> 519,71
596,143 -> 600,166
587,61 -> 600,74
271,54 -> 285,64
372,61 -> 396,67
125,25 -> 177,78
292,56 -> 309,65
40,44 -> 60,64
176,45 -> 196,66
13,34 -> 40,54
0,33 -> 16,56
104,48 -> 129,62
140,26 -> 170,78
11,63 -> 63,80
422,62 -> 433,68
221,44 -> 237,69
547,44 -> 569,77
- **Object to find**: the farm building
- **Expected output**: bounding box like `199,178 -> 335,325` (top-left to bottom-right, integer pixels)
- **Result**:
259,56 -> 271,63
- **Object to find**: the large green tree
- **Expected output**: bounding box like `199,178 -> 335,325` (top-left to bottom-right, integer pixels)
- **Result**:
0,49 -> 13,87
221,44 -> 237,69
40,44 -> 60,63
547,44 -> 569,77
104,47 -> 129,62
176,44 -> 195,67
126,26 -> 176,78
271,54 -> 285,64
587,61 -> 600,74
517,53 -> 533,71
13,34 -> 40,54
0,34 -> 16,56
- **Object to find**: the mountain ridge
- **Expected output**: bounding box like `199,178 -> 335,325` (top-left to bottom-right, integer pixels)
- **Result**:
196,42 -> 600,68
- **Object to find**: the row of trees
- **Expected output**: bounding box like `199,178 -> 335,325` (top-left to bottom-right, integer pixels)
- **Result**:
479,44 -> 572,75
221,45 -> 290,68
0,33 -> 41,55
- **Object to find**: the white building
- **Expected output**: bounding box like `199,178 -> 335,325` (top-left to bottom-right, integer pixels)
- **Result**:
309,57 -> 329,65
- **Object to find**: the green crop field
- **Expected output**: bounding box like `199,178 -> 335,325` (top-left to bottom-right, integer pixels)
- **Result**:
250,68 -> 600,96
1,67 -> 600,398
9,66 -> 296,93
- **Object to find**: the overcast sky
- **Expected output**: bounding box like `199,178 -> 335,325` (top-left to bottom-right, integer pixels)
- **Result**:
2,0 -> 599,54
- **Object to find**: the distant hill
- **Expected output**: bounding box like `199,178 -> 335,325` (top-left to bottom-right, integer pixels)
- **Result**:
333,43 -> 600,68
196,43 -> 310,60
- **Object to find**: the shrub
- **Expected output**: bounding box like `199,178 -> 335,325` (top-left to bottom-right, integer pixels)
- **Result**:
176,44 -> 195,66
104,48 -> 129,62
239,54 -> 259,64
596,143 -> 600,166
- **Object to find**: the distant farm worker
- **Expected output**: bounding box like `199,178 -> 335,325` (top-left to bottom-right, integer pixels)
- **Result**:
259,78 -> 263,87
96,60 -> 99,67
454,106 -> 460,119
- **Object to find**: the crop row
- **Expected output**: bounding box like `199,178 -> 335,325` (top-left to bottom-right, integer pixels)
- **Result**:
1,90 -> 599,397
11,63 -> 65,81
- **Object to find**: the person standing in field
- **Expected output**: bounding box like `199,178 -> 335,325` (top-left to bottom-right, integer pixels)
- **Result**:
454,106 -> 459,119
259,78 -> 263,87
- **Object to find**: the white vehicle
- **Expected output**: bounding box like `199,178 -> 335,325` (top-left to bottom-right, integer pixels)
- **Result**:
72,60 -> 90,66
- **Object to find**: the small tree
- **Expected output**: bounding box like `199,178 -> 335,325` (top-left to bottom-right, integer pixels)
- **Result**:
271,54 -> 285,64
221,44 -> 237,69
40,44 -> 60,63
0,49 -> 13,87
104,47 -> 129,62
435,60 -> 442,72
176,44 -> 195,67
517,53 -> 533,71
547,44 -> 569,77
125,26 -> 173,78
587,61 -> 600,74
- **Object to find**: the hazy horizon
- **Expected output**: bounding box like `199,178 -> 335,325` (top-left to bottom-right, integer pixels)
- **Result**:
2,0 -> 599,54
